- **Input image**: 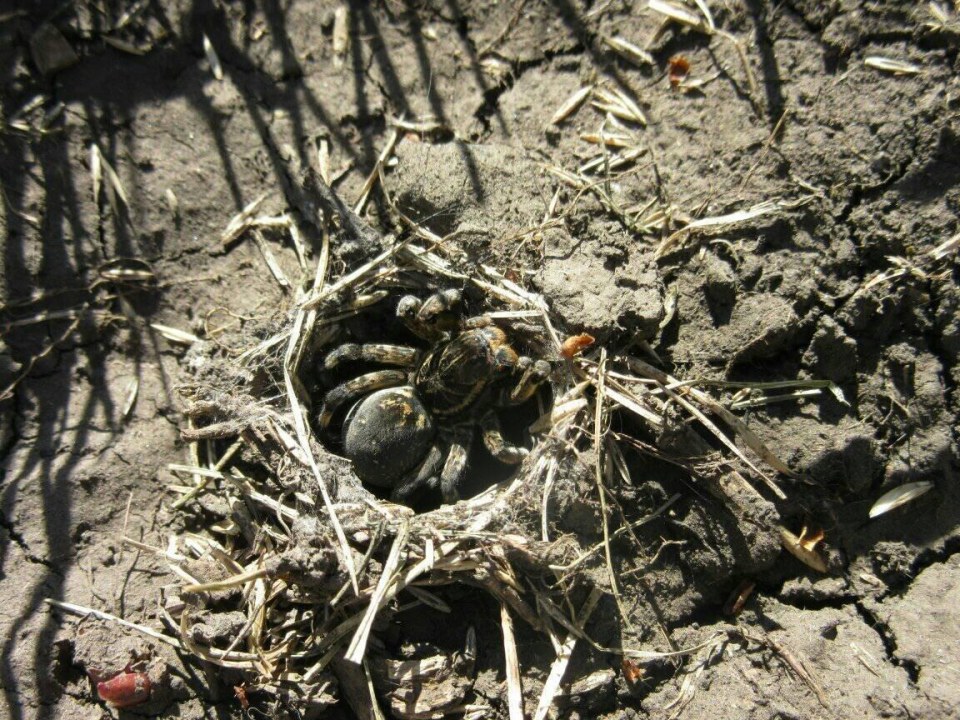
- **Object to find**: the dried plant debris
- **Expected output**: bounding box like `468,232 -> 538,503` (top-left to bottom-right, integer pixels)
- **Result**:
779,526 -> 828,574
203,33 -> 223,80
648,0 -> 714,34
603,35 -> 654,67
43,176 -> 810,716
862,232 -> 959,291
550,85 -> 593,125
869,481 -> 935,519
864,56 -> 922,75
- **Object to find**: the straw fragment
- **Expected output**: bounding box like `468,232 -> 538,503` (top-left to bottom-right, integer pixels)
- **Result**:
345,522 -> 410,664
869,481 -> 934,519
603,35 -> 654,66
151,323 -> 201,345
864,56 -> 921,75
203,33 -> 223,80
252,230 -> 291,289
221,194 -> 269,246
122,378 -> 139,419
45,599 -> 182,648
332,5 -> 349,65
648,0 -> 713,33
550,85 -> 593,125
532,589 -> 602,720
501,604 -> 524,720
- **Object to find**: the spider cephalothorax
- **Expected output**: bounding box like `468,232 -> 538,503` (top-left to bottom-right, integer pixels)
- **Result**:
316,289 -> 551,505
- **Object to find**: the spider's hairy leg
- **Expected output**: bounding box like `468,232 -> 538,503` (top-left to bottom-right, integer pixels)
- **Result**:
439,426 -> 472,504
340,289 -> 390,311
324,343 -> 419,370
317,370 -> 407,429
463,315 -> 543,332
479,410 -> 528,464
397,289 -> 461,340
418,288 -> 461,320
507,357 -> 552,404
391,444 -> 444,503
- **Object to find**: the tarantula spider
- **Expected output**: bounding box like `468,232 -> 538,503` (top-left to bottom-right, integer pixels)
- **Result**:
317,289 -> 552,505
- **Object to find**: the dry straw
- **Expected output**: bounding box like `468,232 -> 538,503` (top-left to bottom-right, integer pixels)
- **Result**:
46,169 -> 799,715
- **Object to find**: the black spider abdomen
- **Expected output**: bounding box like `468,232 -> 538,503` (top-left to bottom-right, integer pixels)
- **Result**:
342,387 -> 436,487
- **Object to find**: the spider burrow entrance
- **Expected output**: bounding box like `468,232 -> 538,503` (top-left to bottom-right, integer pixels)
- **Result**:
310,284 -> 554,510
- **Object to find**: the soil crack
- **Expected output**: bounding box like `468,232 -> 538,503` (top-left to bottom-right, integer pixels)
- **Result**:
0,510 -> 58,571
853,600 -> 920,683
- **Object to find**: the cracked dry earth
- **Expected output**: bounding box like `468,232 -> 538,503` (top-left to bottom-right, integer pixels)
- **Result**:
1,1 -> 959,719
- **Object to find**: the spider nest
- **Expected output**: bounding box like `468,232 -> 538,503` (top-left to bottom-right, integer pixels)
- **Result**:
140,179 -> 796,719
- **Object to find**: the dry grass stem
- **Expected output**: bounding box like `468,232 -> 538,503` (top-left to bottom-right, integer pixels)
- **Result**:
252,230 -> 292,289
45,599 -> 183,648
501,604 -> 525,720
862,231 -> 959,290
345,522 -> 410,664
90,143 -> 129,213
59,172 -> 819,716
353,125 -> 401,216
656,200 -> 781,258
221,193 -> 269,246
532,590 -> 602,720
332,5 -> 348,65
627,356 -> 791,494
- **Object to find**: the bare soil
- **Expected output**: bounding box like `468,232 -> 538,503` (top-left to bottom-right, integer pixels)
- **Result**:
2,1 -> 959,719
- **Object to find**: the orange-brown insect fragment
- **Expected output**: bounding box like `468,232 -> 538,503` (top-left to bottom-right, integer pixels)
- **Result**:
621,657 -> 645,683
235,684 -> 250,710
668,55 -> 690,86
560,333 -> 595,358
